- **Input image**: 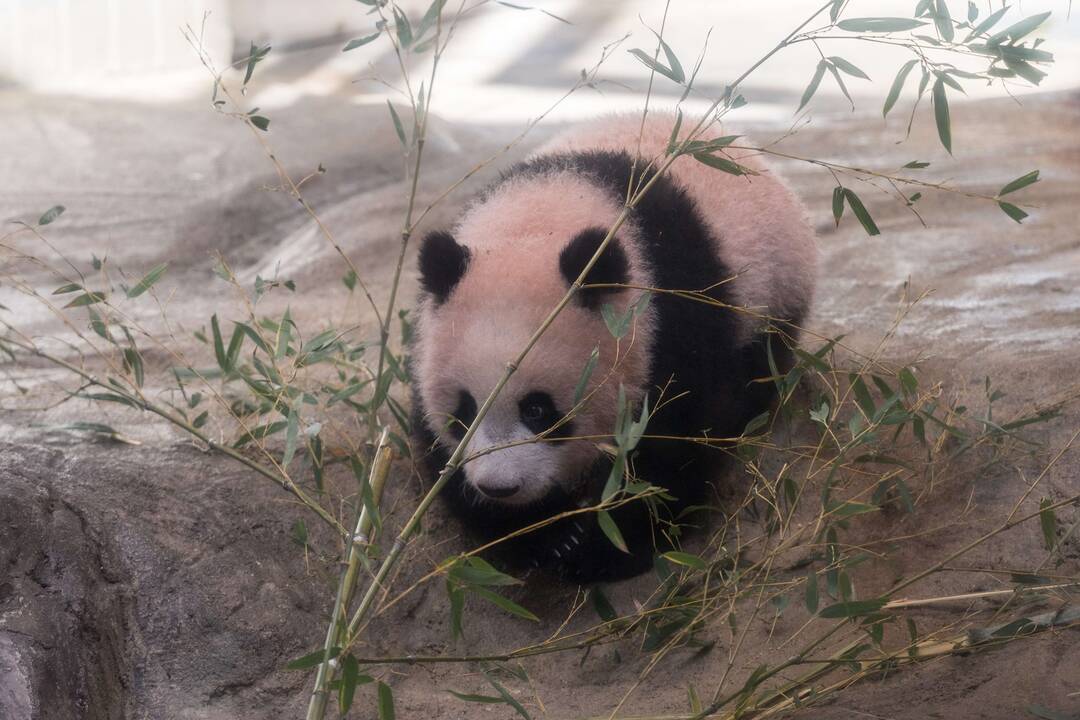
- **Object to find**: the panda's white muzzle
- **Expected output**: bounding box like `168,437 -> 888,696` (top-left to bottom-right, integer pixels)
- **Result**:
462,426 -> 557,505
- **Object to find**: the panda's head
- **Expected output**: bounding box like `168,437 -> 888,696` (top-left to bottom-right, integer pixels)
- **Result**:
414,170 -> 656,506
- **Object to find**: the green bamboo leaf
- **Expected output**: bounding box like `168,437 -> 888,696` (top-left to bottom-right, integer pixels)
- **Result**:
343,32 -> 380,51
883,59 -> 919,117
591,587 -> 617,622
573,346 -> 600,405
350,456 -> 383,534
449,557 -> 521,587
327,380 -> 372,406
481,671 -> 533,720
1003,58 -> 1047,86
38,205 -> 66,225
798,59 -> 828,112
386,101 -> 407,148
123,347 -> 144,387
831,186 -> 845,226
998,201 -> 1028,223
692,152 -> 752,175
795,347 -> 830,373
235,322 -> 272,355
666,108 -> 683,154
210,314 -> 229,371
1039,498 -> 1056,550
933,77 -> 950,152
828,56 -> 870,80
967,1 -> 978,22
282,405 -> 300,467
988,11 -> 1051,45
393,6 -> 413,48
469,586 -> 540,622
837,17 -> 927,32
683,135 -> 741,154
998,170 -> 1040,196
601,303 -> 632,338
742,410 -> 770,436
662,551 -> 706,570
653,33 -> 685,83
829,501 -> 879,519
627,48 -> 681,84
378,682 -> 396,720
78,391 -> 140,409
233,420 -> 288,447
850,374 -> 876,417
933,0 -> 954,42
826,63 -> 854,110
597,510 -> 629,553
415,0 -> 449,42
52,283 -> 82,295
338,654 -> 358,714
493,1 -> 571,24
447,690 -> 505,704
249,115 -> 270,132
842,189 -> 880,235
126,263 -> 168,298
243,43 -> 270,86
819,597 -> 887,618
225,324 -> 245,370
965,5 -> 1009,40
64,291 -> 106,308
1028,705 -> 1073,720
285,647 -> 340,670
448,582 -> 464,639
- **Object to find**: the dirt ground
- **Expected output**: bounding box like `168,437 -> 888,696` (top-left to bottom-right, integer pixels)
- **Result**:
1,76 -> 1078,719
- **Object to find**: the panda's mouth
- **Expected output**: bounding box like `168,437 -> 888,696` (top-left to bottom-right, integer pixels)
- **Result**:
475,481 -> 520,499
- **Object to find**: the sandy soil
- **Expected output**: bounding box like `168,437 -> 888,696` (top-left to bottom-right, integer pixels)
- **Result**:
1,79 -> 1078,719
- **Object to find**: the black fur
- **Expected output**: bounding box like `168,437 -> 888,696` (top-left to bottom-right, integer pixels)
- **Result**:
558,227 -> 631,309
418,230 -> 470,304
411,150 -> 799,582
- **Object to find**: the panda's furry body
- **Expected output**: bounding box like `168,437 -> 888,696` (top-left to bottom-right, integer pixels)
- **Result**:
410,114 -> 817,581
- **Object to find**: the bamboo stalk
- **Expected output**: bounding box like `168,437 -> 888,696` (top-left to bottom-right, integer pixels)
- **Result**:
883,582 -> 1080,610
306,428 -> 393,720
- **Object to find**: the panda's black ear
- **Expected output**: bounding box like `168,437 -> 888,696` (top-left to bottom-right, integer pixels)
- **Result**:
419,231 -> 470,304
559,227 -> 630,310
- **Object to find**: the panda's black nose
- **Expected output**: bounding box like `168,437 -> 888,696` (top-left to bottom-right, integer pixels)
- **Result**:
477,482 -> 519,499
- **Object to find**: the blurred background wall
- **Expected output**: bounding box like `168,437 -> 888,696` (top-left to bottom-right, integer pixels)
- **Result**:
1,0 -> 1077,123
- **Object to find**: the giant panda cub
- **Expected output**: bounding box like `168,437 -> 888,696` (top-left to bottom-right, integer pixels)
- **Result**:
411,113 -> 817,581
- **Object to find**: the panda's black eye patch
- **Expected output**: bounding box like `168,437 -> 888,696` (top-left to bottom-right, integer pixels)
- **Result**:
448,390 -> 477,439
519,391 -> 572,437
